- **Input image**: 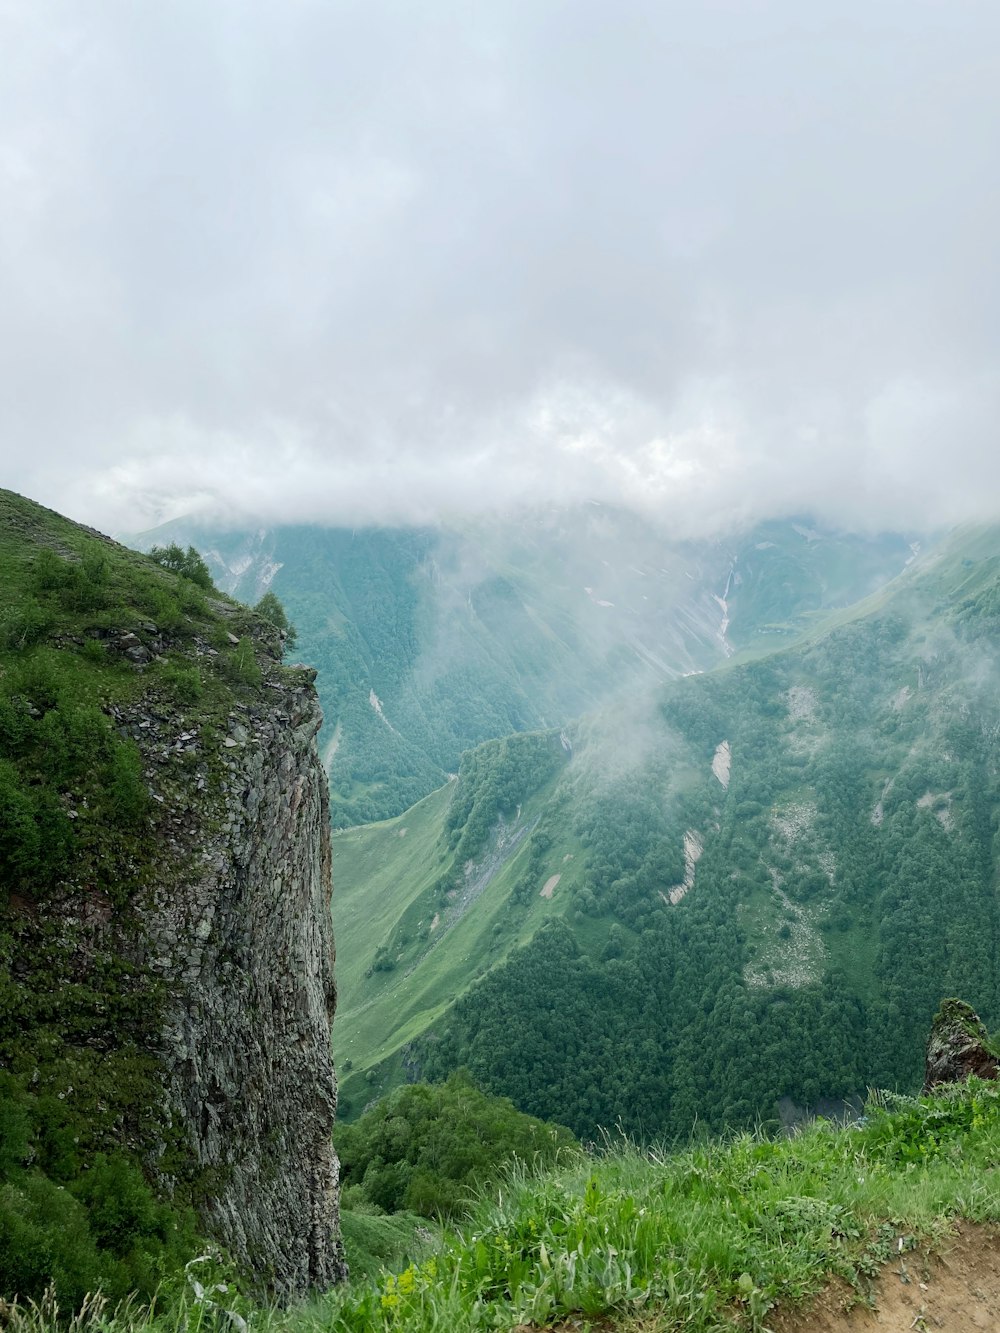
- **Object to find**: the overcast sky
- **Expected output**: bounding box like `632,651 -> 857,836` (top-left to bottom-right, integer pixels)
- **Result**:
2,1 -> 999,536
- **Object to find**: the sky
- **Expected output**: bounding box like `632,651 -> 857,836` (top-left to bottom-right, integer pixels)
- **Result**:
2,1 -> 999,537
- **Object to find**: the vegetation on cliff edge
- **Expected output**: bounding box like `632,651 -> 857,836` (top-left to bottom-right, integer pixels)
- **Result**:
6,1077 -> 1000,1332
0,490 -> 302,1307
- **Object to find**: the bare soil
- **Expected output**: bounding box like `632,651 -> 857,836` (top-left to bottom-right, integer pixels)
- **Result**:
540,873 -> 561,899
512,1225 -> 1000,1333
769,1223 -> 1000,1333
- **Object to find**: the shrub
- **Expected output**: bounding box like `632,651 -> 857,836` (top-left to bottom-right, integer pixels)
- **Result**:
148,544 -> 214,592
255,592 -> 297,650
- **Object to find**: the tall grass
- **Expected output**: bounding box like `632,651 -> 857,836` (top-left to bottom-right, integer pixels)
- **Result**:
8,1080 -> 1000,1333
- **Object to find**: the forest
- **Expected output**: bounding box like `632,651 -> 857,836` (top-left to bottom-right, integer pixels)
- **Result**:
412,552 -> 1000,1141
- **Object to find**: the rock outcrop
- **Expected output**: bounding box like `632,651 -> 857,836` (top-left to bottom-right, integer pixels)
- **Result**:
0,493 -> 346,1301
923,999 -> 1000,1092
137,664 -> 346,1296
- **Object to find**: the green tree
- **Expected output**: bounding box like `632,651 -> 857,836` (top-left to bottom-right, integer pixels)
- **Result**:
148,543 -> 214,591
255,591 -> 298,650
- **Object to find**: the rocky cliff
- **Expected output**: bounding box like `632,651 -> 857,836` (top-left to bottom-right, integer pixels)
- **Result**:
923,999 -> 1000,1092
0,490 -> 345,1299
134,664 -> 346,1294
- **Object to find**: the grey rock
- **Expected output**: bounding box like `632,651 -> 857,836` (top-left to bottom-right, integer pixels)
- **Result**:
136,680 -> 346,1297
923,998 -> 1000,1091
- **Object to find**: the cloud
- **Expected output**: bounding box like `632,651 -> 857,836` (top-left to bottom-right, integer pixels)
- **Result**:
2,1 -> 999,535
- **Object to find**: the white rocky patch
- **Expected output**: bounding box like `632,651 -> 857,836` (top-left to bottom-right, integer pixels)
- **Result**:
666,830 -> 704,905
369,689 -> 401,735
711,740 -> 731,789
771,801 -> 818,844
792,524 -> 823,542
871,777 -> 894,827
582,586 -> 615,608
321,721 -> 343,773
785,685 -> 818,723
917,790 -> 955,831
255,560 -> 284,594
744,879 -> 827,990
891,685 -> 912,711
540,874 -> 561,899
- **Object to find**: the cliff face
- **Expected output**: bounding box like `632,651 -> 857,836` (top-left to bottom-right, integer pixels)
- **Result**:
138,666 -> 346,1294
0,491 -> 345,1301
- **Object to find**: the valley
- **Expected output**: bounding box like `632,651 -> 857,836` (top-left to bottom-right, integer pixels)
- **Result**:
5,487 -> 1000,1333
321,517 -> 1000,1144
134,509 -> 917,825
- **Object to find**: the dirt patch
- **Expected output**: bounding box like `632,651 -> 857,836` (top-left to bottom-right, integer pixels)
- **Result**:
540,874 -> 561,899
769,1223 -> 1000,1333
397,827 -> 407,837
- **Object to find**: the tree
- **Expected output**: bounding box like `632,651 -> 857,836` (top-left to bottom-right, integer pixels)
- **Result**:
147,544 -> 214,591
255,591 -> 298,650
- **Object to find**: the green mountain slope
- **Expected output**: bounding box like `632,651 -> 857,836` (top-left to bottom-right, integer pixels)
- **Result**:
333,730 -> 589,1116
0,490 -> 302,1304
335,523 -> 1000,1138
132,510 -> 916,825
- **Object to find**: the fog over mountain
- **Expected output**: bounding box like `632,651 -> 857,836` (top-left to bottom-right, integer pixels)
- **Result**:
3,2 -> 999,534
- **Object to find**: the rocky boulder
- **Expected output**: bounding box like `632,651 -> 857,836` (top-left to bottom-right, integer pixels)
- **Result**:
923,998 -> 1000,1091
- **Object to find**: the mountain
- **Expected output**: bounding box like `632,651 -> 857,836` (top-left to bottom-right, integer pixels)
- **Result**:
333,523 -> 1000,1137
131,509 -> 917,825
0,490 -> 344,1301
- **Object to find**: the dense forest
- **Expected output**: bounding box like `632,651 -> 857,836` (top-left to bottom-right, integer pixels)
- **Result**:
404,539 -> 1000,1141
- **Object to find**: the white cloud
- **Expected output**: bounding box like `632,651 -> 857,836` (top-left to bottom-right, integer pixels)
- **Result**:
2,1 -> 999,534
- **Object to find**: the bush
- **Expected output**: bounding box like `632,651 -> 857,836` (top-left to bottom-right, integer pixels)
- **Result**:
336,1072 -> 576,1220
161,664 -> 202,705
148,544 -> 214,592
227,638 -> 262,688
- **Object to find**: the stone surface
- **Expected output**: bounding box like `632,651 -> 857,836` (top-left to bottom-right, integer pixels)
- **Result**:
131,671 -> 346,1297
923,999 -> 1000,1092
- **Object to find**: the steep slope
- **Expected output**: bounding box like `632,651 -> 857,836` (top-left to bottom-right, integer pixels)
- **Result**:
337,523 -> 1000,1138
333,731 -> 585,1115
0,491 -> 344,1299
132,510 -> 916,825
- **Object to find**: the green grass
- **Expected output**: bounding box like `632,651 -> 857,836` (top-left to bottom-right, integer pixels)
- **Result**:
333,775 -> 591,1114
8,1078 -> 1000,1333
337,1210 -> 435,1286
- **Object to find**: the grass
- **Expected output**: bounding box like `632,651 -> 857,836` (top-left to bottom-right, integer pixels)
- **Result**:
10,1078 -> 1000,1333
333,777 -> 591,1114
337,1210 -> 436,1286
